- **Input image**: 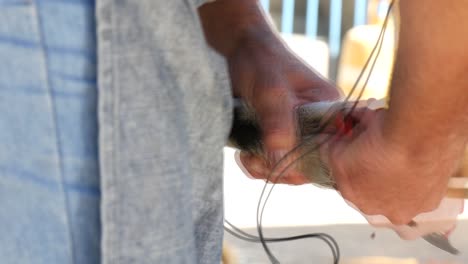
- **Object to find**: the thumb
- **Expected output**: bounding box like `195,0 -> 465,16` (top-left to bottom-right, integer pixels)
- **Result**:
255,91 -> 297,164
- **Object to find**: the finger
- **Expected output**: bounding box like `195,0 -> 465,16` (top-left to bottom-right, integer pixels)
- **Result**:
295,74 -> 343,102
236,152 -> 270,180
363,213 -> 426,240
237,151 -> 309,184
394,226 -> 422,241
416,197 -> 464,222
253,87 -> 297,164
276,169 -> 310,185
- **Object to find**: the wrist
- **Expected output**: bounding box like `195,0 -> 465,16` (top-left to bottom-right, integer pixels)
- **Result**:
381,109 -> 467,169
199,0 -> 277,57
224,8 -> 282,60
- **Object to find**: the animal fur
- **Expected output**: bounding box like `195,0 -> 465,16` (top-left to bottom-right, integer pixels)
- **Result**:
229,99 -> 468,190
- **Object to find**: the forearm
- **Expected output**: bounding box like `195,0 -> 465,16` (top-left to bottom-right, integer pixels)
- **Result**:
198,0 -> 278,58
384,0 -> 468,157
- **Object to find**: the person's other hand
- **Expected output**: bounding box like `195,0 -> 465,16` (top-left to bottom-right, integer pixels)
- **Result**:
325,108 -> 464,225
229,31 -> 340,184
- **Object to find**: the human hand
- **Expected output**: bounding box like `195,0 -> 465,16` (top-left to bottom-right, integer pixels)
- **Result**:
199,0 -> 341,184
229,31 -> 341,184
325,108 -> 465,225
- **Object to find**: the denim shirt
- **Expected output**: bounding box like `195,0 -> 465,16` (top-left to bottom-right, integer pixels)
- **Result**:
0,0 -> 229,262
97,0 -> 232,263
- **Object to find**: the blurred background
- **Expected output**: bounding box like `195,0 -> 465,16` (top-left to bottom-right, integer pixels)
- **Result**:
223,0 -> 468,263
266,0 -> 396,99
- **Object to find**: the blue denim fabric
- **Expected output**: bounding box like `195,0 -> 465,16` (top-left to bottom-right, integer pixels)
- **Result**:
0,1 -> 100,263
1,0 -> 231,262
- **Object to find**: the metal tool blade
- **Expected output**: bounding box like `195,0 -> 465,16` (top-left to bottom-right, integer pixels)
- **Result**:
422,232 -> 460,255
